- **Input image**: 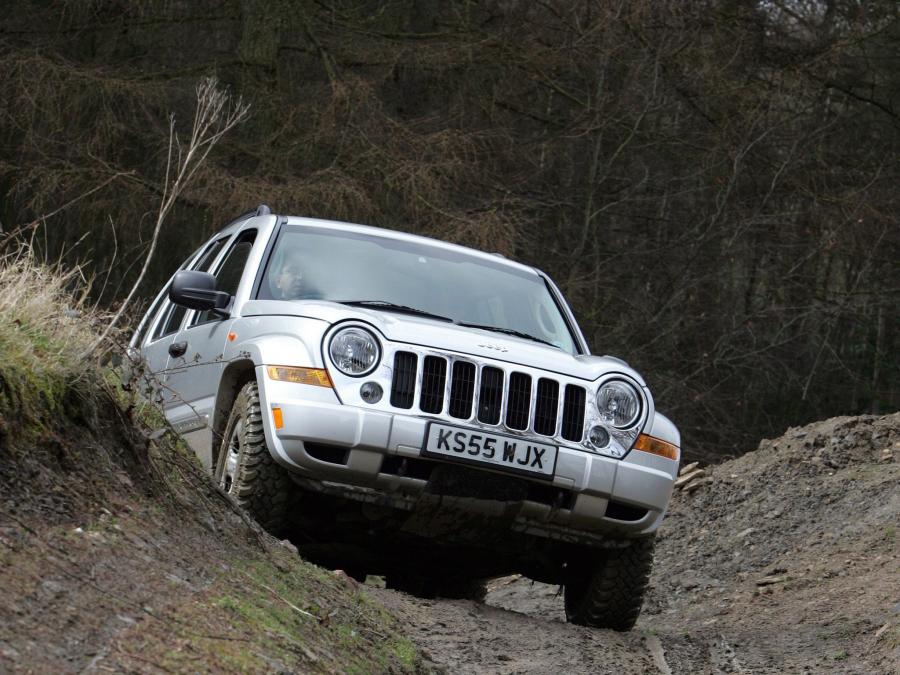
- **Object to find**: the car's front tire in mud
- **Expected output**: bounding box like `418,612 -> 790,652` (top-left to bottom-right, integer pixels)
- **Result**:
563,536 -> 655,631
215,381 -> 292,536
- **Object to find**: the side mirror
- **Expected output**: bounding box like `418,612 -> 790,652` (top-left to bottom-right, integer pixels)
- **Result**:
169,270 -> 231,315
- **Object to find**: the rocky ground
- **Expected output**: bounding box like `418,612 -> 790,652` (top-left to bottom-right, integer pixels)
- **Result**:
2,400 -> 897,673
368,413 -> 900,674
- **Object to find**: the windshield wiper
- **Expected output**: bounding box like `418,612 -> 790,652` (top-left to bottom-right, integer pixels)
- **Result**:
457,322 -> 558,348
338,300 -> 454,323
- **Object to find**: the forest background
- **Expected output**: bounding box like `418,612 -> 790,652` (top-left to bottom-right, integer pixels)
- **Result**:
1,0 -> 897,461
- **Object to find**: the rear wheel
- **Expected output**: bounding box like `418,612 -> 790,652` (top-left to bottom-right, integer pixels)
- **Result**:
215,381 -> 292,536
563,536 -> 655,631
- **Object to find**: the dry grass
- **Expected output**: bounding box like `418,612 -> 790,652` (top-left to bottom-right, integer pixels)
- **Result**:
0,246 -> 112,411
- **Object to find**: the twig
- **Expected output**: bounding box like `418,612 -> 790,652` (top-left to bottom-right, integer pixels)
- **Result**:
82,77 -> 249,360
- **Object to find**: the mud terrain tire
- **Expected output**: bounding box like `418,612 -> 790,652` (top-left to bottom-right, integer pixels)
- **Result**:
564,536 -> 655,631
215,381 -> 292,536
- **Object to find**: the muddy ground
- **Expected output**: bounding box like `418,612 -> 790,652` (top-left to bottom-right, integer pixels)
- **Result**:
368,413 -> 900,674
1,401 -> 897,673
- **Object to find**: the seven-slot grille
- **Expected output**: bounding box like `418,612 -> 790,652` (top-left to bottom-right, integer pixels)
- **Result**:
390,351 -> 586,442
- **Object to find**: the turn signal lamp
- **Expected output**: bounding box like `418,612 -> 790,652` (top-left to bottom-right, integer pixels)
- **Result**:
272,406 -> 284,430
266,366 -> 333,388
634,433 -> 680,461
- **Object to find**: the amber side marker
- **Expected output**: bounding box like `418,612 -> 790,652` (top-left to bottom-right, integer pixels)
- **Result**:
266,365 -> 333,388
272,406 -> 284,430
634,433 -> 680,461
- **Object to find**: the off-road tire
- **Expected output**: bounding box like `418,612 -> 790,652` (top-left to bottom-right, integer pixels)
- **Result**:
215,381 -> 292,536
563,536 -> 655,631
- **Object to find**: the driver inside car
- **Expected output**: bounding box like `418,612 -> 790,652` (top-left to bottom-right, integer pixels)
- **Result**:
271,251 -> 306,300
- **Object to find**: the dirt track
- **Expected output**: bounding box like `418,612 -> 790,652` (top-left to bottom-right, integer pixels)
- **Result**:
370,581 -> 663,674
369,413 -> 900,674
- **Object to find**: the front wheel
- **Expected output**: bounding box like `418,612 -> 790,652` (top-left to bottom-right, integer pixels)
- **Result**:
563,536 -> 655,631
215,381 -> 292,536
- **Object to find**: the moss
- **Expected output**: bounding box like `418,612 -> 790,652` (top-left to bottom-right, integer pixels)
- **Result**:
390,637 -> 418,669
177,556 -> 421,673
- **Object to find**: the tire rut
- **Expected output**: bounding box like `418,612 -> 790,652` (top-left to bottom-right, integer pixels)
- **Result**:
367,581 -> 663,674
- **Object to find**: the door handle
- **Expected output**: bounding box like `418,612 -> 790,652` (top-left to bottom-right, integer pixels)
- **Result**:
168,341 -> 188,358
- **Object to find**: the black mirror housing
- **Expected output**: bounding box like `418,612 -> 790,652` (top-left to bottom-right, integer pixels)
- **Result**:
169,270 -> 231,314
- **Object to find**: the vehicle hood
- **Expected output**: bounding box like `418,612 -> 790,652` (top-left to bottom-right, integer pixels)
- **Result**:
241,300 -> 643,383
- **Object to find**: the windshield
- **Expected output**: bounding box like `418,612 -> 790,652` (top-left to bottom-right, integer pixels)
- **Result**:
258,225 -> 579,353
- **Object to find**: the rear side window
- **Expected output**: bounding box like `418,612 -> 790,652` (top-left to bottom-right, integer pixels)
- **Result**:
191,230 -> 257,326
132,291 -> 167,348
193,237 -> 229,273
153,303 -> 188,340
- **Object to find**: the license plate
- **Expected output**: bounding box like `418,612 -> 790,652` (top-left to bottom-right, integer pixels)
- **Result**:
423,423 -> 557,479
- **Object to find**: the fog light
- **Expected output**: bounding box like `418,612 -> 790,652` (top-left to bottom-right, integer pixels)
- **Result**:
360,381 -> 383,404
589,425 -> 610,448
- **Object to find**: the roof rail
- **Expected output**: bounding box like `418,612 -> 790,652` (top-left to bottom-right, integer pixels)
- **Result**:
221,204 -> 274,230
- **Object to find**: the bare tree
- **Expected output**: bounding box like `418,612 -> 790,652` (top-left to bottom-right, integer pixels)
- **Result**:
83,78 -> 249,359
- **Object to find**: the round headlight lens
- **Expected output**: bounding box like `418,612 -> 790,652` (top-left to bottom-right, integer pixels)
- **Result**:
596,380 -> 641,429
329,327 -> 380,376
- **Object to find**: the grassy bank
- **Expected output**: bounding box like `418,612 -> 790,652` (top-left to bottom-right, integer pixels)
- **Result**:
0,248 -> 423,673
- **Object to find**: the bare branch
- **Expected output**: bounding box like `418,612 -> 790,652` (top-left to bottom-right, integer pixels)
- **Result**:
82,78 -> 249,360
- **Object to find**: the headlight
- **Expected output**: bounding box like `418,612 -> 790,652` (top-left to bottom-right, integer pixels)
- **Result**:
329,327 -> 380,376
596,380 -> 641,428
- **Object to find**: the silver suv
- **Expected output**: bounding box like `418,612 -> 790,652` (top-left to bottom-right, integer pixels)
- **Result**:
132,206 -> 681,630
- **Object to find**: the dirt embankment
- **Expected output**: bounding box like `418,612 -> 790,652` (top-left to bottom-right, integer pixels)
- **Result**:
0,385 -> 422,673
2,379 -> 897,674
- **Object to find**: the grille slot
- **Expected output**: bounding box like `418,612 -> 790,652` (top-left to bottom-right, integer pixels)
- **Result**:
477,367 -> 504,424
505,372 -> 531,430
534,378 -> 559,436
390,351 -> 417,408
448,361 -> 476,419
420,356 -> 447,413
561,385 -> 586,442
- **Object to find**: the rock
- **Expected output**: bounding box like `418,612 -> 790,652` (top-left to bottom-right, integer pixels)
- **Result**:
40,580 -> 64,596
332,569 -> 360,588
735,527 -> 756,540
755,575 -> 787,586
675,469 -> 706,488
683,477 -> 714,493
679,461 -> 700,476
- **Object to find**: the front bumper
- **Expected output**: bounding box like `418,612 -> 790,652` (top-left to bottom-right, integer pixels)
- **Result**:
256,369 -> 678,544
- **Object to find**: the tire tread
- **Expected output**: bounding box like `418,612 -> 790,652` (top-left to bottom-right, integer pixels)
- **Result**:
218,382 -> 292,535
564,536 -> 655,631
